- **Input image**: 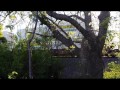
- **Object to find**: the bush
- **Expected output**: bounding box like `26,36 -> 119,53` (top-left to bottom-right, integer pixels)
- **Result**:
32,49 -> 63,79
11,39 -> 63,79
103,61 -> 120,79
0,38 -> 63,79
0,37 -> 7,43
11,39 -> 28,78
0,40 -> 28,79
0,43 -> 13,79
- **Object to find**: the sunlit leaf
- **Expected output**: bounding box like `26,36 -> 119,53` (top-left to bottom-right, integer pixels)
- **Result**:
70,45 -> 75,49
0,32 -> 3,37
0,23 -> 3,31
9,15 -> 16,20
68,31 -> 75,36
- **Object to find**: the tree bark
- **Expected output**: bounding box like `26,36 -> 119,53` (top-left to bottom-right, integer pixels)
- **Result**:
38,11 -> 110,79
27,11 -> 38,79
80,38 -> 104,79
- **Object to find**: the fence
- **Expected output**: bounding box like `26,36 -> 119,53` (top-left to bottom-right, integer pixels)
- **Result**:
54,57 -> 120,79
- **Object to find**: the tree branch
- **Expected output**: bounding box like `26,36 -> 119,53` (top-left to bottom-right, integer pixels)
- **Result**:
84,11 -> 92,30
46,16 -> 69,37
28,11 -> 38,79
0,11 -> 13,22
27,32 -> 53,37
46,11 -> 96,42
37,13 -> 80,54
28,13 -> 38,43
70,15 -> 85,22
97,11 -> 110,50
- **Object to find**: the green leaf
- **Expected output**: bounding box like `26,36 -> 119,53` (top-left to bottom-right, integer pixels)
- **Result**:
0,23 -> 3,31
9,15 -> 16,20
70,45 -> 75,49
0,32 -> 3,37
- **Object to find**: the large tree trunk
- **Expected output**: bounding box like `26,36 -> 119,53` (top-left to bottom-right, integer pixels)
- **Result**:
38,11 -> 110,79
80,38 -> 104,79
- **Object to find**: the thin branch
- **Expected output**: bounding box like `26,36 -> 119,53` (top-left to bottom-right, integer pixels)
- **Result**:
28,12 -> 38,43
0,11 -> 13,22
27,32 -> 53,37
70,15 -> 85,22
98,11 -> 110,38
97,11 -> 110,50
28,11 -> 38,79
37,13 -> 80,54
46,16 -> 69,37
58,20 -> 62,25
84,11 -> 92,30
46,11 -> 96,42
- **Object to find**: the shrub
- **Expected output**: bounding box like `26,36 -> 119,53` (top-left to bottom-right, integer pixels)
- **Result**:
11,39 -> 28,78
11,39 -> 63,79
0,38 -> 63,79
0,43 -> 13,79
32,49 -> 63,79
103,61 -> 120,79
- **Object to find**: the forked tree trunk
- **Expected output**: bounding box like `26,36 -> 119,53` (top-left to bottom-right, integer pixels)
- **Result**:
38,11 -> 110,79
80,38 -> 104,79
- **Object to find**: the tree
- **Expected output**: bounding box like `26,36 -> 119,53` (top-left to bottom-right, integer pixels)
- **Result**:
0,11 -> 110,79
27,11 -> 38,79
37,11 -> 110,78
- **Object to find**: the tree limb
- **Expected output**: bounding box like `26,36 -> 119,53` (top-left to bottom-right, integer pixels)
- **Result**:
37,13 -> 80,54
28,12 -> 38,43
27,32 -> 53,37
70,15 -> 85,22
28,11 -> 38,79
97,11 -> 110,50
0,11 -> 13,22
46,16 -> 69,37
84,11 -> 92,30
46,11 -> 96,42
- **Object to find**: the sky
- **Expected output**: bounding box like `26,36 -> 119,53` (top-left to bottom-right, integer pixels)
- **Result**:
1,11 -> 120,33
1,11 -> 120,46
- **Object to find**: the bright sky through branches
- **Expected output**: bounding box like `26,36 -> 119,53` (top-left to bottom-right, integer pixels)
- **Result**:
1,11 -> 120,44
1,11 -> 120,33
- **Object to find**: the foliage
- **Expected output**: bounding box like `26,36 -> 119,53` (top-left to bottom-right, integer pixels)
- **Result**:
116,53 -> 120,57
32,49 -> 63,79
9,15 -> 16,20
102,30 -> 120,57
8,71 -> 18,79
0,11 -> 113,79
11,39 -> 28,78
61,25 -> 74,29
104,61 -> 120,79
0,23 -> 3,37
0,23 -> 3,31
0,43 -> 13,78
0,32 -> 2,37
0,37 -> 7,43
0,37 -> 63,79
32,35 -> 63,78
0,39 -> 28,79
0,28 -> 67,79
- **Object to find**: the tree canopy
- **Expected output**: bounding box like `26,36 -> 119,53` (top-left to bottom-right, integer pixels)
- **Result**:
0,11 -> 120,79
